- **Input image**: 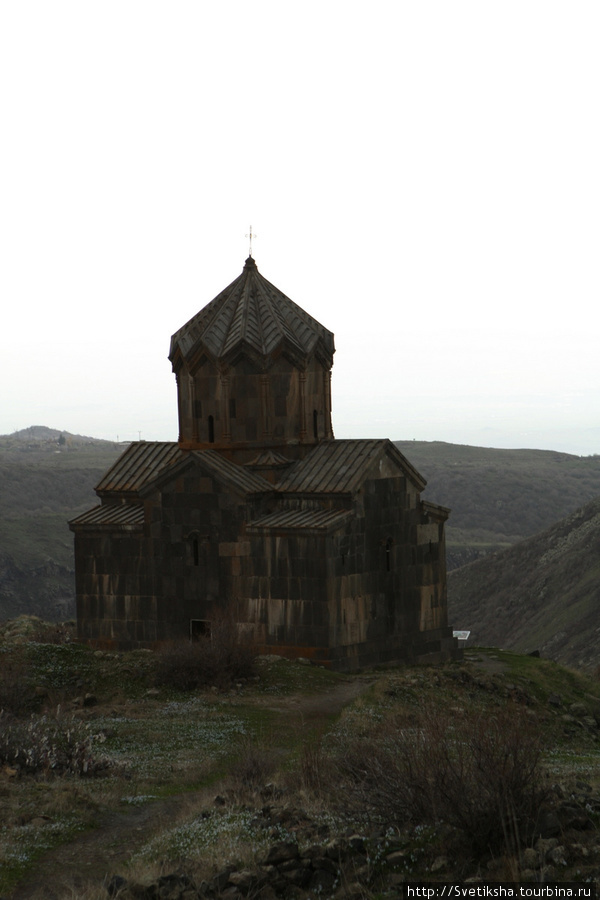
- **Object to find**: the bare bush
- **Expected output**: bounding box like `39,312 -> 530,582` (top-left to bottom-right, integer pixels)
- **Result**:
332,703 -> 547,854
0,708 -> 114,776
229,736 -> 278,792
155,617 -> 256,691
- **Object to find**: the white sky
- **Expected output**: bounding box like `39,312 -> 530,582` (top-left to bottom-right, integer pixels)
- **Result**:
1,1 -> 598,456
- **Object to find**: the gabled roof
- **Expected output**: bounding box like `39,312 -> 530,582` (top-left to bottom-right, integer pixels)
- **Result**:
422,500 -> 451,522
139,449 -> 272,498
247,507 -> 352,534
244,449 -> 293,469
93,441 -> 272,502
276,439 -> 426,494
95,442 -> 183,495
169,257 -> 335,371
69,503 -> 144,530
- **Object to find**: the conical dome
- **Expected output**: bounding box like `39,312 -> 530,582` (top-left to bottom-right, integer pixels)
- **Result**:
170,258 -> 335,450
169,257 -> 334,372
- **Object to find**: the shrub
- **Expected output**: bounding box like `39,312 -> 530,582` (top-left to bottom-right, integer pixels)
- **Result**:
332,703 -> 547,854
0,708 -> 114,776
229,736 -> 278,792
155,617 -> 256,691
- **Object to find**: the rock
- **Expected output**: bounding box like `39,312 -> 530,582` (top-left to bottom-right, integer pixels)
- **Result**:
156,873 -> 195,898
548,693 -> 562,708
302,844 -> 325,860
29,815 -> 52,827
347,834 -> 366,853
262,840 -> 299,865
557,802 -> 591,830
569,702 -> 589,718
310,856 -> 339,875
210,866 -> 236,893
281,866 -> 312,887
295,657 -> 311,666
386,850 -> 408,867
310,868 -> 338,893
548,845 -> 568,866
324,837 -> 347,859
430,855 -> 449,872
536,809 -> 561,838
520,869 -> 538,882
520,848 -> 539,870
228,869 -> 255,891
535,837 -> 559,859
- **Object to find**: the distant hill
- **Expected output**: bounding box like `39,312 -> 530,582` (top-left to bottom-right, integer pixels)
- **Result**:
448,495 -> 600,671
2,430 -> 600,628
0,427 -> 125,621
395,440 -> 600,568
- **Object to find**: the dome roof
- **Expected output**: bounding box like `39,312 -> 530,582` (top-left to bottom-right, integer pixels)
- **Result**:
169,257 -> 335,372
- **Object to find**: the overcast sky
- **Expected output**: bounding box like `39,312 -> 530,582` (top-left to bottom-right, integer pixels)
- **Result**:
1,1 -> 598,456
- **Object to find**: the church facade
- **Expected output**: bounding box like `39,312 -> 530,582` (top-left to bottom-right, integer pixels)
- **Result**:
70,256 -> 458,669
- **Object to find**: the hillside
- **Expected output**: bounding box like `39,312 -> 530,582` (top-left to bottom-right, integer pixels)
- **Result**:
2,429 -> 600,626
395,440 -> 600,568
0,428 -> 124,620
2,620 -> 600,896
448,495 -> 600,670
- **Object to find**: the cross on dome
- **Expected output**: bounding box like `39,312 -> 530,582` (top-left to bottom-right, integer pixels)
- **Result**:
245,225 -> 257,257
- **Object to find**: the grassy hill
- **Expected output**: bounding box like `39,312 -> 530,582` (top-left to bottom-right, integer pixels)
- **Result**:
2,620 -> 600,896
448,494 -> 600,671
0,428 -> 124,620
395,440 -> 600,568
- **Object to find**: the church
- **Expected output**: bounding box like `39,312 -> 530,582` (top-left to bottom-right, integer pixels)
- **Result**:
70,255 -> 458,669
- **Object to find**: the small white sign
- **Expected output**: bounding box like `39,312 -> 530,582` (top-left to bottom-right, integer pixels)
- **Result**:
453,630 -> 471,641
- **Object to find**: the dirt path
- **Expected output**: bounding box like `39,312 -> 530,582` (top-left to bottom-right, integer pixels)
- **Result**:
9,677 -> 372,899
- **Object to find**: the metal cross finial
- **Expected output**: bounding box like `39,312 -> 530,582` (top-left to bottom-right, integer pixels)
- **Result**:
245,226 -> 257,257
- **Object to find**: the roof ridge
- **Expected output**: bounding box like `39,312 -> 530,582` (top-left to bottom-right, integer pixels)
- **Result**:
170,261 -> 334,369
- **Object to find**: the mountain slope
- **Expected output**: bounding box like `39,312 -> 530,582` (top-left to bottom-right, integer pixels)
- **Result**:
395,440 -> 600,568
0,428 -> 124,620
448,495 -> 600,670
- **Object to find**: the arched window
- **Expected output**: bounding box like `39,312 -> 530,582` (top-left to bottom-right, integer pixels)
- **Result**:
208,415 -> 215,443
188,532 -> 210,567
385,537 -> 393,572
313,409 -> 318,440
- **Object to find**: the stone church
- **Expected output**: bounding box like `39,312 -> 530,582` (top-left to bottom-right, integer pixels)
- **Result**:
70,255 -> 458,669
